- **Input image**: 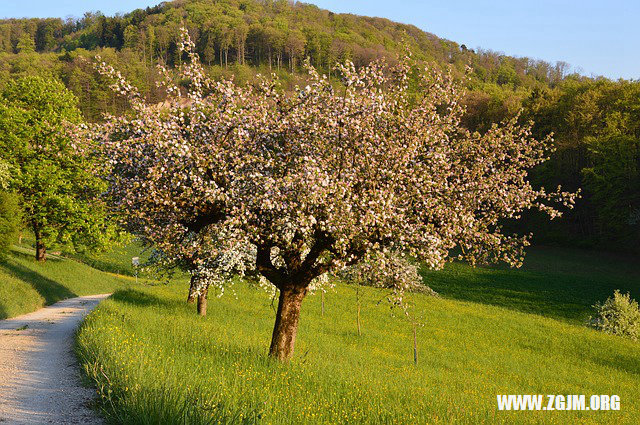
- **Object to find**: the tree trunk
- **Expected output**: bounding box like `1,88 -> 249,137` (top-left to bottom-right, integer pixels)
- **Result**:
36,240 -> 46,262
269,286 -> 307,361
34,226 -> 46,262
187,275 -> 197,304
197,286 -> 208,316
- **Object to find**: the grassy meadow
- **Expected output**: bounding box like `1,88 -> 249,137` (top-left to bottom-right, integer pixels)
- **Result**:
0,244 -> 131,319
76,247 -> 640,424
65,240 -> 152,277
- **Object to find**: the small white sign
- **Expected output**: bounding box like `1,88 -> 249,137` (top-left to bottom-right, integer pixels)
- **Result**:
132,257 -> 140,266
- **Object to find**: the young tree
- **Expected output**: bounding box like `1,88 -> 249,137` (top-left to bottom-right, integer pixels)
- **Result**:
0,76 -> 115,261
91,29 -> 575,361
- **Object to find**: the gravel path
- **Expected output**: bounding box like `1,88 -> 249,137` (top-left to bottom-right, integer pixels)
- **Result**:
0,295 -> 110,424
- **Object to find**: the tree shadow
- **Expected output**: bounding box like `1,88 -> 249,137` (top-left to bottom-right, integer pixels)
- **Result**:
586,350 -> 640,378
422,259 -> 640,324
420,247 -> 640,324
1,261 -> 76,305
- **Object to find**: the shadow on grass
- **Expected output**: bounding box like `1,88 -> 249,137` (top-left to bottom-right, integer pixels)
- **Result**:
420,247 -> 640,324
588,351 -> 640,378
423,263 -> 639,324
2,261 -> 76,306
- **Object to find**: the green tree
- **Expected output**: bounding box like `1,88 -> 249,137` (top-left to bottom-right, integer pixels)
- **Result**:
16,33 -> 36,53
0,191 -> 21,260
123,24 -> 139,50
583,135 -> 640,248
0,76 -> 115,261
0,160 -> 20,259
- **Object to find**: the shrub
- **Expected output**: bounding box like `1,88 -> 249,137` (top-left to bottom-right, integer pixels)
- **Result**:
590,290 -> 640,340
0,191 -> 21,259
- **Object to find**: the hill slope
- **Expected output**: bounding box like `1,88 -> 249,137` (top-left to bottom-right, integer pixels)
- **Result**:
0,246 -> 130,319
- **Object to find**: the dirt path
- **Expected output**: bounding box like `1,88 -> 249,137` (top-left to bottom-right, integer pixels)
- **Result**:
0,295 -> 110,424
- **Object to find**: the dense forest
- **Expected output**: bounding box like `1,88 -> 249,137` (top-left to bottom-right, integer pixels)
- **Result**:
0,0 -> 637,254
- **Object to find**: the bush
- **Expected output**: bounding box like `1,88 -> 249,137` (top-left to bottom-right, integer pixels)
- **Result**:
590,290 -> 640,340
0,191 -> 21,259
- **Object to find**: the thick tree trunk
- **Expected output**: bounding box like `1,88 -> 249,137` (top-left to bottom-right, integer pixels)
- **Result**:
33,226 -> 46,262
36,240 -> 46,262
269,286 -> 307,361
197,286 -> 208,316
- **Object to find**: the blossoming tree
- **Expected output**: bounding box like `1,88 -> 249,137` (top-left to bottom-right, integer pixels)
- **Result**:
90,29 -> 574,361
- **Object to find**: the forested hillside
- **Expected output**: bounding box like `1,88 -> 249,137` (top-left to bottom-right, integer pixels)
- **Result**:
0,0 -> 571,121
0,0 -> 637,254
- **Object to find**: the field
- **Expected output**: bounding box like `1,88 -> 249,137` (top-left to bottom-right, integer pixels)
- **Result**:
76,247 -> 640,424
0,244 -> 131,319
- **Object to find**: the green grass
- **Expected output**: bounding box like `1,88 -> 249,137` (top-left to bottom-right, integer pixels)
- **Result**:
76,247 -> 640,424
65,240 -> 151,277
0,245 -> 131,319
424,246 -> 640,324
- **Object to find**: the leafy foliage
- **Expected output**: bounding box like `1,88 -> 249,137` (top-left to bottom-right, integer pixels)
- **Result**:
0,191 -> 21,259
0,0 -> 566,88
590,290 -> 640,341
524,79 -> 640,252
0,76 -> 117,260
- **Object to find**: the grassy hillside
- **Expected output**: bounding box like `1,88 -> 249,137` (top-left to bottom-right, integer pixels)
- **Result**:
0,245 -> 131,319
66,240 -> 151,277
425,246 -> 640,324
76,248 -> 640,424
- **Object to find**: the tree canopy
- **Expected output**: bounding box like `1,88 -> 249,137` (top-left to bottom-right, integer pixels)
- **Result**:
90,30 -> 575,360
0,76 -> 116,260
